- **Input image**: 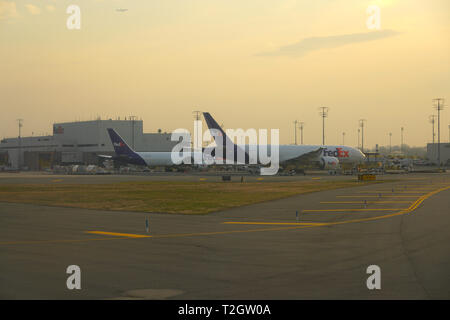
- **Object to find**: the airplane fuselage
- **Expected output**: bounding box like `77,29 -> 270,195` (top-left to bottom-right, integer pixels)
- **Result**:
132,145 -> 365,166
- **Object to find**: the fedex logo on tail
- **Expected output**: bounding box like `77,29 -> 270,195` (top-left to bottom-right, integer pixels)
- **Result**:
323,148 -> 349,158
113,142 -> 125,147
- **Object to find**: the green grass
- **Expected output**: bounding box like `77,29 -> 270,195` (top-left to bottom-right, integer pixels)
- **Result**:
0,180 -> 383,214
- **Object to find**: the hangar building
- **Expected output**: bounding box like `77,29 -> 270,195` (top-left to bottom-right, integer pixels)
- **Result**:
0,118 -> 178,170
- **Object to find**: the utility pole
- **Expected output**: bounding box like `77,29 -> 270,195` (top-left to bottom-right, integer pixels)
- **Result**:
401,127 -> 404,154
429,115 -> 436,144
192,110 -> 202,150
389,132 -> 392,154
298,122 -> 304,145
318,107 -> 329,145
293,120 -> 298,145
359,119 -> 366,153
342,132 -> 345,145
357,128 -> 360,149
432,98 -> 445,167
17,119 -> 23,170
129,115 -> 137,149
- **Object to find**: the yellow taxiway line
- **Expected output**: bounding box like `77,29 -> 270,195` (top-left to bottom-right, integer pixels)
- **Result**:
302,208 -> 407,212
321,186 -> 449,227
85,231 -> 152,238
320,201 -> 412,204
223,222 -> 327,226
393,186 -> 442,189
336,195 -> 420,198
357,191 -> 427,194
226,186 -> 449,227
396,184 -> 448,187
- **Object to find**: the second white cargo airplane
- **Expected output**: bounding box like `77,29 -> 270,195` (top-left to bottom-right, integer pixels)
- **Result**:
202,112 -> 366,171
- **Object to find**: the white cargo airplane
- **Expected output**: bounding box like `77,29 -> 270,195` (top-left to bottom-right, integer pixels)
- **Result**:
101,128 -> 204,166
202,112 -> 366,171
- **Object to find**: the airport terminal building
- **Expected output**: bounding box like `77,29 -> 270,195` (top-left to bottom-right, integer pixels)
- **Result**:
0,119 -> 178,170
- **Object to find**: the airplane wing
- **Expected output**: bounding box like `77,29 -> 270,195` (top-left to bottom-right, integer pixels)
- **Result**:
282,147 -> 324,165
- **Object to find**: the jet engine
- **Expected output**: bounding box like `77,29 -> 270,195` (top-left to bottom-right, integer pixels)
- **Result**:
320,156 -> 340,170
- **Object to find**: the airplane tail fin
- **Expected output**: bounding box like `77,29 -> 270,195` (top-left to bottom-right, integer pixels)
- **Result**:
203,112 -> 227,139
202,112 -> 249,163
106,128 -> 147,166
107,128 -> 137,156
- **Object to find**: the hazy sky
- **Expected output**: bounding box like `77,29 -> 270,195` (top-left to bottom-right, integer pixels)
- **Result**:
1,0 -> 449,147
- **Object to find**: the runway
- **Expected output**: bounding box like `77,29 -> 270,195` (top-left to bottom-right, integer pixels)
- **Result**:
0,173 -> 449,299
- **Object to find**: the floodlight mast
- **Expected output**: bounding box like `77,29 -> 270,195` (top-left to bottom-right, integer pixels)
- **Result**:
318,107 -> 329,145
432,98 -> 445,167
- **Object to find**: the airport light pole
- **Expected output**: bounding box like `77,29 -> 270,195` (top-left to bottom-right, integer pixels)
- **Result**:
389,132 -> 392,154
401,127 -> 404,154
299,122 -> 304,145
318,107 -> 329,145
359,119 -> 366,153
193,110 -> 202,150
342,132 -> 345,145
16,119 -> 23,170
129,115 -> 137,149
293,120 -> 298,145
429,115 -> 436,144
432,98 -> 445,167
357,128 -> 360,149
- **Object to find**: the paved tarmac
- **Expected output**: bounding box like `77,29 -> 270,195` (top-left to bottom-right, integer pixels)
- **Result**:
0,173 -> 449,299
